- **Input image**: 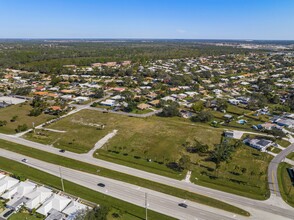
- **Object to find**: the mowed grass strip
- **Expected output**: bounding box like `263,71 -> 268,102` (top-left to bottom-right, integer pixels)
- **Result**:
0,139 -> 250,216
277,162 -> 294,207
0,102 -> 55,134
0,156 -> 174,220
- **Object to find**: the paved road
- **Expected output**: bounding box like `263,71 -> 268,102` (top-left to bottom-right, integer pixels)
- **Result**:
1,134 -> 294,219
268,143 -> 294,198
0,148 -> 243,220
86,129 -> 118,157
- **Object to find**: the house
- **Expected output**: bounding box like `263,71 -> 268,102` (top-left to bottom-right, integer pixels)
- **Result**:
228,99 -> 240,105
4,181 -> 36,211
257,123 -> 282,130
37,194 -> 71,216
275,118 -> 294,128
2,181 -> 36,200
148,100 -> 160,106
62,201 -> 88,219
224,130 -> 235,138
72,96 -> 89,103
100,99 -> 116,107
0,176 -> 19,195
243,138 -> 273,152
24,186 -> 53,210
137,103 -> 151,110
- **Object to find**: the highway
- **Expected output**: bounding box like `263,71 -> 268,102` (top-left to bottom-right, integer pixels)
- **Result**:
0,148 -> 244,220
0,133 -> 294,219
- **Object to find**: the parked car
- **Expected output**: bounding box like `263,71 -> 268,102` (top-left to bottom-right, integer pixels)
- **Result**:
3,209 -> 14,217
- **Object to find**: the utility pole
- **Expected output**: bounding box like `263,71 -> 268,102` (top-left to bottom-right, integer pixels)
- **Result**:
59,166 -> 65,192
145,192 -> 148,220
32,122 -> 35,134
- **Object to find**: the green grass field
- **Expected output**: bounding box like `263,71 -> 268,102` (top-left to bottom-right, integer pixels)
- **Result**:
0,157 -> 175,220
190,144 -> 273,200
25,109 -> 223,176
0,102 -> 55,134
277,163 -> 294,207
0,139 -> 249,216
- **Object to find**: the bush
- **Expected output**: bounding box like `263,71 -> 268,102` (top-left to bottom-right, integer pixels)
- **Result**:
15,124 -> 28,133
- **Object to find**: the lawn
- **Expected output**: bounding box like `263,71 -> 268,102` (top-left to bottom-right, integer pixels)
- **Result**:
277,162 -> 294,207
0,157 -> 174,220
0,139 -> 249,216
190,143 -> 273,200
9,212 -> 43,220
0,102 -> 55,134
287,152 -> 294,160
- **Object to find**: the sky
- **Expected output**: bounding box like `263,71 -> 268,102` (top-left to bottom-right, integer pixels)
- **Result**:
0,0 -> 293,40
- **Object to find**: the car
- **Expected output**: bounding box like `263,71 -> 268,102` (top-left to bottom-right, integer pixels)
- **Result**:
3,209 -> 14,217
178,203 -> 188,208
21,158 -> 28,163
97,183 -> 105,187
59,149 -> 65,153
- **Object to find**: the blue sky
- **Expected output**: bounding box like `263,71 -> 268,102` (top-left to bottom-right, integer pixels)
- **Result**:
0,0 -> 293,39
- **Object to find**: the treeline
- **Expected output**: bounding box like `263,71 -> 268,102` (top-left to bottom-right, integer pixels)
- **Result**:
0,41 -> 254,74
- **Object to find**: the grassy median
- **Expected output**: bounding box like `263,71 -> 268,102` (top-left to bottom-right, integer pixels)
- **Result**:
277,162 -> 294,207
0,139 -> 250,216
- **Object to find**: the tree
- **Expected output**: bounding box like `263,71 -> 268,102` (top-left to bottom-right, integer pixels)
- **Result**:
216,99 -> 228,112
82,205 -> 110,220
10,115 -> 18,122
191,110 -> 213,122
0,120 -> 7,127
93,88 -> 104,98
192,101 -> 204,112
211,139 -> 234,174
178,155 -> 191,170
15,124 -> 28,133
160,102 -> 180,117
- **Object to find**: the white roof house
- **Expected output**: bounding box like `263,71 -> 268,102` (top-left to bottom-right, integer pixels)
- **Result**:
0,176 -> 19,195
37,194 -> 71,216
3,181 -> 36,200
24,186 -> 53,210
63,201 -> 88,218
0,173 -> 6,180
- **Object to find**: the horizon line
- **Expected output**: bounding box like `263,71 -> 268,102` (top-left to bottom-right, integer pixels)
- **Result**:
0,37 -> 293,41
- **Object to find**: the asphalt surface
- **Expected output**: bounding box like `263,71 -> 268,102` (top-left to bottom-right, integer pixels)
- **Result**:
1,134 -> 294,219
0,148 -> 243,220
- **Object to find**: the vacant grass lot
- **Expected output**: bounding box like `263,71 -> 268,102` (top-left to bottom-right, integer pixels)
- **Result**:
190,144 -> 273,200
25,110 -> 223,177
0,157 -> 175,220
277,163 -> 294,207
0,102 -> 54,134
0,139 -> 249,216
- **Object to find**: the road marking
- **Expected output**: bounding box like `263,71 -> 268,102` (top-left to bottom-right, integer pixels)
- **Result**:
272,170 -> 277,195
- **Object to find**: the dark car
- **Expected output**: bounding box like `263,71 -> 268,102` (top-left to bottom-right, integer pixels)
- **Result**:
178,203 -> 188,208
3,209 -> 14,217
59,149 -> 65,153
97,183 -> 105,187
